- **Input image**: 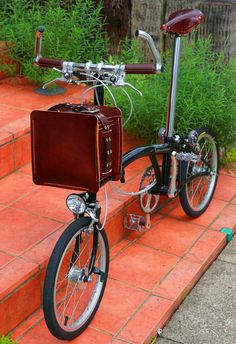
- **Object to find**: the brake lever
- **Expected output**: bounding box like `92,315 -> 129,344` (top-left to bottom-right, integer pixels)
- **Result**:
42,67 -> 73,89
110,72 -> 143,97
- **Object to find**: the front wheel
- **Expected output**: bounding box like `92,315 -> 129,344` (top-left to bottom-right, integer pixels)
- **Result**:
179,128 -> 219,217
43,217 -> 109,340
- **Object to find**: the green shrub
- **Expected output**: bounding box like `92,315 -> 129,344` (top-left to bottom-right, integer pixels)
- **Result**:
0,336 -> 17,344
110,37 -> 236,149
0,0 -> 106,85
221,147 -> 236,167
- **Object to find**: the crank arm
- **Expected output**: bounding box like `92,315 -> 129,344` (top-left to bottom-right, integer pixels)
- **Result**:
144,214 -> 151,229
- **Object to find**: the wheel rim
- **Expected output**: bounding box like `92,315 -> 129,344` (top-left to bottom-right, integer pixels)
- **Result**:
185,132 -> 218,211
53,228 -> 106,332
140,166 -> 160,214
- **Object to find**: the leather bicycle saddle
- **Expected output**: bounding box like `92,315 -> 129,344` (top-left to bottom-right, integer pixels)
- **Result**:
160,9 -> 204,35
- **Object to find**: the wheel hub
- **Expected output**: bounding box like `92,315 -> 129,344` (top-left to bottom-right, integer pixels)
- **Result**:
192,165 -> 203,174
67,267 -> 85,283
192,164 -> 210,175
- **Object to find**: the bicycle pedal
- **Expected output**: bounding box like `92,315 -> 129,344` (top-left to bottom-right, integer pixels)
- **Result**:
124,214 -> 151,232
124,214 -> 144,232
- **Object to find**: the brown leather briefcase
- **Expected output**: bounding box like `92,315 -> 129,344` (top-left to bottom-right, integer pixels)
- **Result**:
31,104 -> 122,193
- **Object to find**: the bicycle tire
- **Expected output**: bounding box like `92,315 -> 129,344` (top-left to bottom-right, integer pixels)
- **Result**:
43,217 -> 109,340
179,127 -> 219,217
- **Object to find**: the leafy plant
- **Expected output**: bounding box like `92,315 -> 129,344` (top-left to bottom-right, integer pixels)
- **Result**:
221,147 -> 236,167
0,336 -> 17,344
109,37 -> 236,149
0,0 -> 106,85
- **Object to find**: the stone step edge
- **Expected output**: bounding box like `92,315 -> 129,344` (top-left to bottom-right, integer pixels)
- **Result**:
0,117 -> 31,179
0,192 -> 140,335
0,82 -> 91,179
10,228 -> 231,343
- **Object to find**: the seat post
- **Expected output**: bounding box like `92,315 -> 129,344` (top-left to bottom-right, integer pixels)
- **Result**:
166,35 -> 181,139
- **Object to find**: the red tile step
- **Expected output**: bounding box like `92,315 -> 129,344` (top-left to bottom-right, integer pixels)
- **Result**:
0,134 -> 151,335
0,167 -> 234,343
10,220 -> 235,344
1,78 -> 236,343
0,78 -> 92,178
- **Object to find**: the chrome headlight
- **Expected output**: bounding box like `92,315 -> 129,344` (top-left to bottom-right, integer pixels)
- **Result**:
66,194 -> 86,214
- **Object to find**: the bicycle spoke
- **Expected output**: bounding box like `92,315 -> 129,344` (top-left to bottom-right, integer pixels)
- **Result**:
59,283 -> 78,321
56,239 -> 90,290
54,231 -> 103,329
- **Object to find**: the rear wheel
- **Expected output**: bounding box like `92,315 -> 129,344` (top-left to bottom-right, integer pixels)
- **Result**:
43,217 -> 109,340
179,128 -> 219,217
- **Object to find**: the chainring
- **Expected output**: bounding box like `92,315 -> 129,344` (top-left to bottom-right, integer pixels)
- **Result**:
139,166 -> 160,214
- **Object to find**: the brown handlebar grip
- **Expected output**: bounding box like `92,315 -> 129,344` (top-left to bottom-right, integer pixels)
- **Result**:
37,58 -> 63,69
125,64 -> 157,74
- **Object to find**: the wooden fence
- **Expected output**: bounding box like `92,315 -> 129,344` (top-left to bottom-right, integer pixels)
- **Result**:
101,0 -> 236,60
199,1 -> 236,60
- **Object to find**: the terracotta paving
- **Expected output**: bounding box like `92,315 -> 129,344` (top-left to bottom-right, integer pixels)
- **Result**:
0,77 -> 91,178
0,79 -> 235,343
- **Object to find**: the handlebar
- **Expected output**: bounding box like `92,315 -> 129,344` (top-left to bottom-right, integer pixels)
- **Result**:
34,27 -> 162,75
135,30 -> 161,68
37,57 -> 64,69
37,58 -> 159,74
125,63 -> 158,74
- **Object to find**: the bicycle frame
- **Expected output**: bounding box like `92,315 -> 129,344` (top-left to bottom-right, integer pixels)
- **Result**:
83,37 -> 181,276
93,36 -> 182,197
77,35 -> 210,277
